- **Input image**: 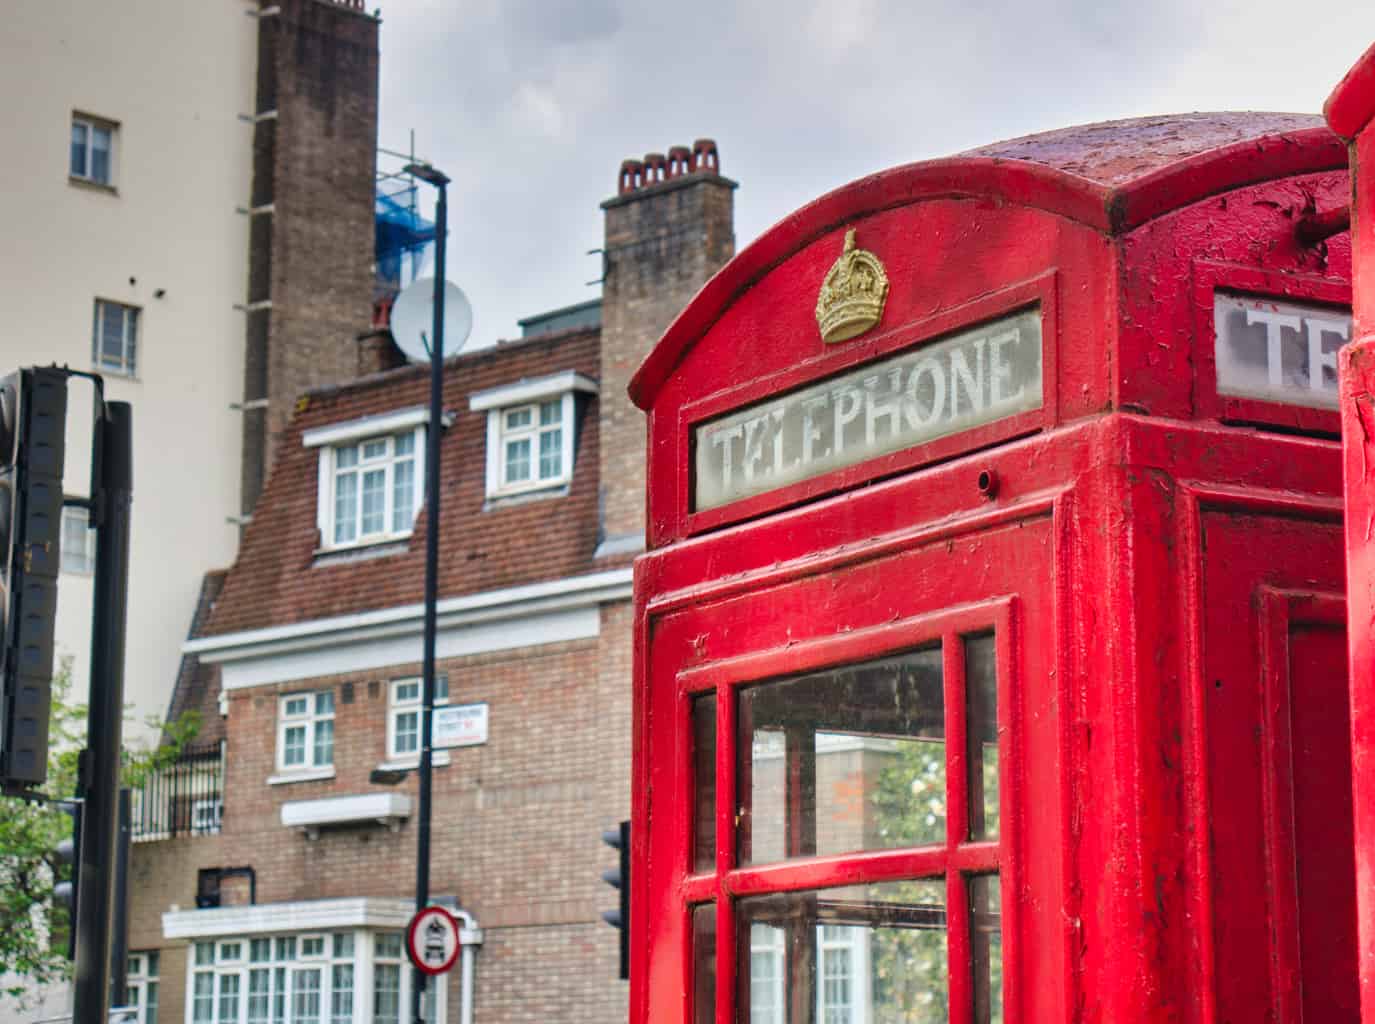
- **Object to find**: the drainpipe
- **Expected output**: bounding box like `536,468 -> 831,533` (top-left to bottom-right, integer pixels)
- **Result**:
1326,40 -> 1375,1024
452,909 -> 482,1024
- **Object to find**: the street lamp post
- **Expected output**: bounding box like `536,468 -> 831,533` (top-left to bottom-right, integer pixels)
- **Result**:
402,160 -> 449,1024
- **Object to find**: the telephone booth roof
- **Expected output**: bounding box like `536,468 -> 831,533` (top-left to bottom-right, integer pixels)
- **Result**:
630,112 -> 1343,411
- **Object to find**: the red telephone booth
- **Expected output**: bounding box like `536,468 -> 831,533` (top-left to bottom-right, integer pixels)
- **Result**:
628,114 -> 1358,1023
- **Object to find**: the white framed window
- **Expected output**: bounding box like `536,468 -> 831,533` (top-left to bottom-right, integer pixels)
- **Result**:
61,506 -> 94,574
385,676 -> 449,762
127,950 -> 159,1024
277,691 -> 335,772
93,299 -> 139,376
747,923 -> 869,1024
186,929 -> 437,1024
325,431 -> 421,549
191,798 -> 224,836
470,370 -> 596,499
70,112 -> 116,187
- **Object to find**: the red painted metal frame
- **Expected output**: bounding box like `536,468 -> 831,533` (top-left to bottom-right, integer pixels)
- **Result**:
1190,261 -> 1351,434
1328,42 -> 1375,1024
678,272 -> 1059,534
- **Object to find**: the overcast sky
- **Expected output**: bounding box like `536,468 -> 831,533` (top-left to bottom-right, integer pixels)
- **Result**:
376,2 -> 1373,351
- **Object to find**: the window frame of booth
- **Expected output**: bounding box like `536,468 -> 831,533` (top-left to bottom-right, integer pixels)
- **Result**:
675,598 -> 1020,1023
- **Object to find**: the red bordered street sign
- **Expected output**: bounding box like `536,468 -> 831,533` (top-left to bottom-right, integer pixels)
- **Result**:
406,905 -> 461,976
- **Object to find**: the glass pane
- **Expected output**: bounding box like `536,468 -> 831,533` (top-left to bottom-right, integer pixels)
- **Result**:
336,445 -> 358,468
392,458 -> 414,532
539,399 -> 561,425
538,427 -> 562,479
272,967 -> 287,1024
739,879 -> 948,1024
331,965 -> 354,1024
505,438 -> 531,482
334,933 -> 353,958
292,968 -> 321,1024
316,691 -> 335,716
971,875 -> 1003,1024
285,696 -> 309,717
148,950 -> 159,975
276,937 -> 296,961
693,694 -> 717,872
71,120 -> 88,176
739,647 -> 945,865
436,675 -> 449,702
147,981 -> 159,1024
217,974 -> 240,1024
284,725 -> 306,766
395,710 -> 418,754
193,974 -> 214,1024
314,718 -> 334,765
373,963 -> 401,1024
247,969 -> 271,1024
361,469 -> 386,534
301,937 -> 324,957
693,904 -> 716,1024
195,943 -> 214,966
505,407 -> 532,429
362,438 -> 387,460
101,303 -> 126,365
966,632 -> 999,841
375,933 -> 402,959
91,126 -> 112,184
334,471 -> 358,544
251,939 -> 272,963
395,432 -> 414,456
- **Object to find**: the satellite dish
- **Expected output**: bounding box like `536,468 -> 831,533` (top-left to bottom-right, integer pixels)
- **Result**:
389,278 -> 474,364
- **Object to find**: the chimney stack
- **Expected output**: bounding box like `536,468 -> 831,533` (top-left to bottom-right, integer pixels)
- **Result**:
597,139 -> 736,556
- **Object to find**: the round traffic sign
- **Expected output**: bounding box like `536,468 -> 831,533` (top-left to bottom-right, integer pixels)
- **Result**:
406,906 -> 461,976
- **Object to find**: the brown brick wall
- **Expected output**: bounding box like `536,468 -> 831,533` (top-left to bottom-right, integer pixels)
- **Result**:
130,625 -> 631,1023
242,0 -> 379,513
598,169 -> 735,547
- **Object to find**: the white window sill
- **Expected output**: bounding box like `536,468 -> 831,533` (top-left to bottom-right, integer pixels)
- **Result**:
491,476 -> 571,499
69,175 -> 118,195
316,532 -> 413,556
375,752 -> 450,773
267,767 -> 336,786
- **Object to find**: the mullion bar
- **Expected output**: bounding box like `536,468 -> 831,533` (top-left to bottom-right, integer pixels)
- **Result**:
948,871 -> 974,1024
944,634 -> 970,850
716,681 -> 737,1024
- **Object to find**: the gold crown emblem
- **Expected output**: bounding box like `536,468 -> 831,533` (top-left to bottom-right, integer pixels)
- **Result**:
815,229 -> 889,343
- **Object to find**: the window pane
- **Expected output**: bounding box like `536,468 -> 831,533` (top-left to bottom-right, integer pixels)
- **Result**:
538,427 -> 562,479
195,943 -> 214,966
539,399 -> 561,426
301,937 -> 324,958
739,879 -> 948,1023
362,438 -> 387,460
193,974 -> 214,1024
395,711 -> 418,754
284,725 -> 306,766
292,968 -> 321,1024
693,904 -> 716,1024
739,647 -> 945,865
334,933 -> 353,958
971,874 -> 1003,1024
505,407 -> 531,429
334,471 -> 358,544
147,981 -> 159,1024
91,126 -> 112,184
361,469 -> 386,534
125,308 -> 137,373
247,969 -> 271,1024
505,438 -> 531,482
148,951 -> 159,976
284,697 -> 309,717
395,681 -> 420,704
217,974 -> 239,1024
395,432 -> 414,456
251,939 -> 272,963
693,694 -> 717,873
392,458 -> 414,532
314,718 -> 334,766
375,933 -> 402,959
71,120 -> 88,176
315,691 -> 335,716
436,676 -> 449,702
372,964 -> 400,1024
331,965 -> 354,1024
966,632 -> 999,841
336,445 -> 358,469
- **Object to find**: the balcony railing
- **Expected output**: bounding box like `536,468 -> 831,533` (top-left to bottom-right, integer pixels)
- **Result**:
130,742 -> 224,842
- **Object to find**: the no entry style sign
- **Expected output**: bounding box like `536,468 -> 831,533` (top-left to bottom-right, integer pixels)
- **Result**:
407,905 -> 461,975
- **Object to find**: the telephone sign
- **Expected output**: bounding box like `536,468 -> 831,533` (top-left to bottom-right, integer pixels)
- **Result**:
406,906 -> 460,976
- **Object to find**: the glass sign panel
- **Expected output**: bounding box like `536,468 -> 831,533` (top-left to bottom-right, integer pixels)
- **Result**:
693,308 -> 1042,511
1214,292 -> 1351,410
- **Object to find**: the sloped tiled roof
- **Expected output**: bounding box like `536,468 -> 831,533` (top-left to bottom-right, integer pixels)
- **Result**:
202,326 -> 603,637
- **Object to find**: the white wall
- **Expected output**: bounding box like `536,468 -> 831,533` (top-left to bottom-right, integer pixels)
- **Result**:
0,0 -> 257,744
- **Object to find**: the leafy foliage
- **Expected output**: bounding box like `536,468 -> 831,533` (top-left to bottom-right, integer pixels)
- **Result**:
0,661 -> 200,1001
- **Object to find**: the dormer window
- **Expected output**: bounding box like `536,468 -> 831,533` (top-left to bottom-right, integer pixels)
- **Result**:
303,407 -> 428,551
471,370 -> 597,500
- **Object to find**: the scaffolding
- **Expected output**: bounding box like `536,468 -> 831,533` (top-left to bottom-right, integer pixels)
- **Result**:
376,136 -> 437,292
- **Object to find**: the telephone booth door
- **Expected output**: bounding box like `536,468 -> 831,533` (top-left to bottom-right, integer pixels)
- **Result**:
641,503 -> 1060,1023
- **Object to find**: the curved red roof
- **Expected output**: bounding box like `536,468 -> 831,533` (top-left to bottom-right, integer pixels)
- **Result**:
630,113 -> 1345,410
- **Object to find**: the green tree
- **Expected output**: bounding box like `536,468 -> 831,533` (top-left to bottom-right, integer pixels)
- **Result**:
0,661 -> 200,1001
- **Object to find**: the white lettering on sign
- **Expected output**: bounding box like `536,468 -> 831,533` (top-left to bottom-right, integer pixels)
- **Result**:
1214,292 -> 1352,409
433,702 -> 488,749
693,308 -> 1043,511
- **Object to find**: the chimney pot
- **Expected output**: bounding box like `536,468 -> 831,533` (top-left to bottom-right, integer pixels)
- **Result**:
618,159 -> 644,195
692,138 -> 719,174
643,153 -> 667,185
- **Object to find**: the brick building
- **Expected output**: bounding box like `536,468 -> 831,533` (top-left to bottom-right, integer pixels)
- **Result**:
125,148 -> 736,1024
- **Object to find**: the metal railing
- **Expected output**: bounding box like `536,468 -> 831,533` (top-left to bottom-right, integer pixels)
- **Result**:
129,742 -> 223,842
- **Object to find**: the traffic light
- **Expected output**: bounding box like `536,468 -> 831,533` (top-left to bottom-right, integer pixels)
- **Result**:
0,368 -> 68,788
52,799 -> 82,960
601,819 -> 630,980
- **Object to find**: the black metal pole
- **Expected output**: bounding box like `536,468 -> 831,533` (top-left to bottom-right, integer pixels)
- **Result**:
109,787 -> 131,1009
412,180 -> 447,1024
73,400 -> 132,1024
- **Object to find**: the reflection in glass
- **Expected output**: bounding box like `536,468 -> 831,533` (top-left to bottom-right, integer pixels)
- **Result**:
971,874 -> 1003,1024
965,632 -> 999,841
739,648 -> 945,866
739,879 -> 948,1023
694,695 -> 717,872
693,904 -> 716,1024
